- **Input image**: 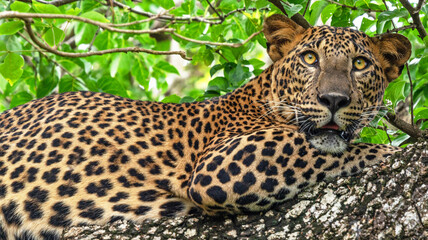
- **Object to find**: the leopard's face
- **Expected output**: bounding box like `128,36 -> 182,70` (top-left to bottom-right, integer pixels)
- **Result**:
263,15 -> 411,154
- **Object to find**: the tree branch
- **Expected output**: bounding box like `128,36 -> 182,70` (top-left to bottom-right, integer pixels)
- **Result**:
386,112 -> 424,139
21,19 -> 191,60
0,12 -> 174,35
399,0 -> 427,39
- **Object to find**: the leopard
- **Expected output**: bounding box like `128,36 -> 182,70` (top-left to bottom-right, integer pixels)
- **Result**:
0,14 -> 411,239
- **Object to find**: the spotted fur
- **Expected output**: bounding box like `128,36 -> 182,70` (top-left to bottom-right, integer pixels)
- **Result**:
0,14 -> 411,239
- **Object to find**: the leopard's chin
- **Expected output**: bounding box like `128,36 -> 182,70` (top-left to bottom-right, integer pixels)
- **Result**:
306,128 -> 352,154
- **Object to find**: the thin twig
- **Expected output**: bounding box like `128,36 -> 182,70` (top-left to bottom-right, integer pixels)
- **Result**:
415,0 -> 426,12
107,0 -> 115,23
387,24 -> 417,33
171,30 -> 262,47
22,19 -> 191,60
0,12 -> 175,34
206,0 -> 224,21
303,0 -> 311,16
383,125 -> 393,144
375,24 -> 417,37
87,27 -> 100,51
215,50 -> 229,62
405,63 -> 414,126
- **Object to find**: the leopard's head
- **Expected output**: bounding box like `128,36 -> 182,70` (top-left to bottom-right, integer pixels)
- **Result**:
263,14 -> 411,153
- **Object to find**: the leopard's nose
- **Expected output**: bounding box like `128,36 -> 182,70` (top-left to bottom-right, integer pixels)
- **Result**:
317,93 -> 351,115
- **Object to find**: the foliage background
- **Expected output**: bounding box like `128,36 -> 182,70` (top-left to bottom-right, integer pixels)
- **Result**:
0,0 -> 426,146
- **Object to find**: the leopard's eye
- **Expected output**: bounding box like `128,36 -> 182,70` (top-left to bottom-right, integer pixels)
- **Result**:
302,52 -> 317,65
353,57 -> 368,70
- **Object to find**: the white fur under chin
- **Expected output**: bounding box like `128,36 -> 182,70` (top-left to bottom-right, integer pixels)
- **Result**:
309,133 -> 348,154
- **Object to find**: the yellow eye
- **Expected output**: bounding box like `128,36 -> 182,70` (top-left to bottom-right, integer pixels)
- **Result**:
353,57 -> 367,70
303,52 -> 317,65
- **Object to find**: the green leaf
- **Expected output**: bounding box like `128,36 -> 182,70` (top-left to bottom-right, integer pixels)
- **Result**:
75,22 -> 97,45
10,92 -> 33,109
208,77 -> 228,92
43,26 -> 65,46
11,1 -> 31,12
36,75 -> 58,98
421,121 -> 428,130
132,56 -> 150,90
66,8 -> 81,15
321,4 -> 337,24
423,36 -> 428,47
391,133 -> 410,147
414,108 -> 428,122
249,58 -> 265,69
360,18 -> 375,32
210,64 -> 223,77
159,0 -> 175,9
281,2 -> 303,17
110,54 -> 121,78
331,8 -> 352,27
81,0 -> 102,12
97,77 -> 128,98
181,0 -> 196,15
228,62 -> 251,85
0,41 -> 6,56
0,53 -> 24,85
154,61 -> 179,74
378,9 -> 408,24
59,75 -> 84,93
81,11 -> 110,23
162,94 -> 181,103
309,1 -> 328,26
180,96 -> 195,103
384,80 -> 406,106
0,21 -> 24,35
33,1 -> 62,14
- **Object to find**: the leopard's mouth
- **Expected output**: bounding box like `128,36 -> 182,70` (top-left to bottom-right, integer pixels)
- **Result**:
303,121 -> 354,154
307,122 -> 353,142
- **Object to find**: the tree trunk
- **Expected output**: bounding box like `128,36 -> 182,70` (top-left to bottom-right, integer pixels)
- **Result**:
64,140 -> 428,239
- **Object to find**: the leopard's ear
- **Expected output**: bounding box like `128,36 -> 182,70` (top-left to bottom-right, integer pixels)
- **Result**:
263,14 -> 305,62
371,34 -> 411,82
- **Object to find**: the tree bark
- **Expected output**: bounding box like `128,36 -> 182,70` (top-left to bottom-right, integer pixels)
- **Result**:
64,140 -> 428,239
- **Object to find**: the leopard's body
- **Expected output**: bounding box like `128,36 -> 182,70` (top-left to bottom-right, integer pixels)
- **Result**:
0,15 -> 411,239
